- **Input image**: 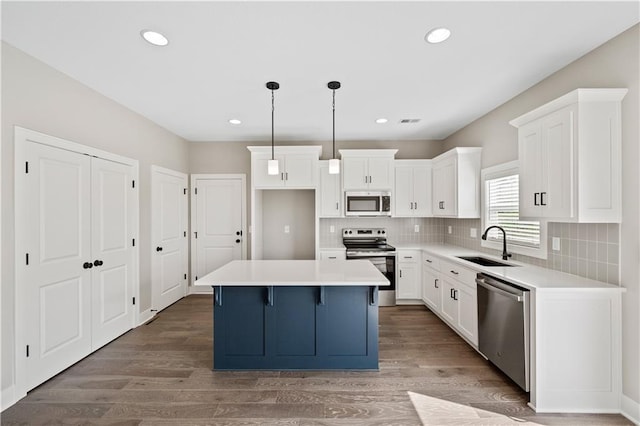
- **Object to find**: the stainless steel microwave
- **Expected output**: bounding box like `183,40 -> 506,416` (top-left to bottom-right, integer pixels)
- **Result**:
345,192 -> 391,216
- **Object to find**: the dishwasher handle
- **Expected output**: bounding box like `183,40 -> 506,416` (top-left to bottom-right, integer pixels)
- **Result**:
476,277 -> 523,302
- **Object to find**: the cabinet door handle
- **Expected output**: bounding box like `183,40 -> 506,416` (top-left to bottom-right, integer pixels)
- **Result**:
336,202 -> 339,210
450,288 -> 454,299
286,172 -> 288,181
369,176 -> 372,183
318,286 -> 325,305
534,192 -> 539,206
399,270 -> 402,278
370,286 -> 378,306
414,201 -> 417,209
266,286 -> 274,306
434,278 -> 439,289
450,270 -> 459,275
83,262 -> 93,269
93,260 -> 103,267
328,256 -> 337,259
156,246 -> 163,252
425,259 -> 432,263
281,172 -> 284,181
364,176 -> 368,184
410,202 -> 413,210
453,289 -> 458,301
540,192 -> 547,206
403,256 -> 413,259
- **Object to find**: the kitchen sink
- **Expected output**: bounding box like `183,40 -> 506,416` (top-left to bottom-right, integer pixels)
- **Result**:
457,256 -> 516,267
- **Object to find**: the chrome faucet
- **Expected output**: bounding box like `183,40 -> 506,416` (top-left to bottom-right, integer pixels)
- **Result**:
481,226 -> 512,261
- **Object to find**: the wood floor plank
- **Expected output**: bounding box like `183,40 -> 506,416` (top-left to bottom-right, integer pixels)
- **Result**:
1,295 -> 631,426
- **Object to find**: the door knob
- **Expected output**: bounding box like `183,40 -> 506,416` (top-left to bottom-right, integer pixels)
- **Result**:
156,246 -> 163,252
235,239 -> 241,243
93,260 -> 104,267
83,262 -> 93,269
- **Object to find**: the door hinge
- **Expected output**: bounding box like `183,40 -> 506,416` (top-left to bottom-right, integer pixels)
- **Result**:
184,188 -> 187,195
26,253 -> 29,265
195,276 -> 198,280
132,238 -> 136,247
132,180 -> 135,188
132,297 -> 136,305
25,161 -> 29,174
26,345 -> 30,357
184,273 -> 187,279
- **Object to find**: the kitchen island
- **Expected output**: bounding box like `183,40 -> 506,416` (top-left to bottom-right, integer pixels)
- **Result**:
194,260 -> 389,370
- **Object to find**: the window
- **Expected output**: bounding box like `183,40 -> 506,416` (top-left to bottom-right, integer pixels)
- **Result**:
481,161 -> 547,259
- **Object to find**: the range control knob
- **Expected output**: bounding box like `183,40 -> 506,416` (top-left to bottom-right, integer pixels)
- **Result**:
377,230 -> 381,234
382,230 -> 385,234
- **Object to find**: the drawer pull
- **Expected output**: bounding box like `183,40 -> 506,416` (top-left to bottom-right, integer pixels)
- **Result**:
450,270 -> 459,275
434,278 -> 439,289
425,259 -> 432,263
403,256 -> 413,259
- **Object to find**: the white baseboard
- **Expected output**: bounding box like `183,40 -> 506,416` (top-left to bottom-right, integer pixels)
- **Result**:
137,308 -> 155,326
1,384 -> 20,412
622,394 -> 640,425
189,288 -> 212,295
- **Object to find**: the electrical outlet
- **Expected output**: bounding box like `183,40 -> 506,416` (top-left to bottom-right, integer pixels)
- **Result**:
448,226 -> 452,234
329,225 -> 335,233
414,224 -> 420,233
470,228 -> 477,238
552,237 -> 560,251
284,225 -> 290,234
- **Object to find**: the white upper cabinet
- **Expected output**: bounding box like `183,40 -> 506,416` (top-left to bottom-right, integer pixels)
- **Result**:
432,147 -> 482,218
394,160 -> 432,217
248,146 -> 322,189
340,149 -> 397,191
318,160 -> 342,217
510,88 -> 627,222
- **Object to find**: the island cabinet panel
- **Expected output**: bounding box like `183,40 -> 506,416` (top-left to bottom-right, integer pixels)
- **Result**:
213,285 -> 378,370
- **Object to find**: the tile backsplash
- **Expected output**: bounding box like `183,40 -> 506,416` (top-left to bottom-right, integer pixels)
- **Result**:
320,217 -> 620,285
442,219 -> 620,285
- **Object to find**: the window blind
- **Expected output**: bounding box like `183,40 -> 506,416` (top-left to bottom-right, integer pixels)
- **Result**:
486,174 -> 540,248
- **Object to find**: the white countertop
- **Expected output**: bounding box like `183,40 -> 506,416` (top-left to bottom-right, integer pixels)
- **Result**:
194,259 -> 390,287
392,242 -> 622,291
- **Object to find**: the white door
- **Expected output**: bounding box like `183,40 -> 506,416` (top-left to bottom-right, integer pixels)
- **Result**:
24,141 -> 92,391
91,158 -> 135,349
456,284 -> 478,346
253,154 -> 285,188
283,153 -> 317,187
433,157 -> 456,216
151,166 -> 188,312
342,157 -> 368,190
397,262 -> 420,299
193,177 -> 245,283
413,165 -> 432,217
367,157 -> 393,190
422,269 -> 441,311
542,107 -> 574,219
518,121 -> 543,218
319,162 -> 341,217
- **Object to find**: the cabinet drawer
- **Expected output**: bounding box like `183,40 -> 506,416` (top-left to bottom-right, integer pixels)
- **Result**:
440,260 -> 476,288
319,250 -> 346,260
422,252 -> 440,272
398,250 -> 420,263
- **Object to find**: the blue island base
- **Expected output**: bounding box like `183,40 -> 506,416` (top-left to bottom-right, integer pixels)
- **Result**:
212,285 -> 379,370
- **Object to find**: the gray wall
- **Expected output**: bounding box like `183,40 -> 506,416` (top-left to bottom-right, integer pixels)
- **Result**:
442,24 -> 640,406
1,43 -> 190,392
262,190 -> 315,260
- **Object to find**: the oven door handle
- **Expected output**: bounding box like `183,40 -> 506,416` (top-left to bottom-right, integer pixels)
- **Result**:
346,252 -> 395,259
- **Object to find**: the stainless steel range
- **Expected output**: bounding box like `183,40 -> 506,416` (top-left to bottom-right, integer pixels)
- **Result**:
343,228 -> 396,306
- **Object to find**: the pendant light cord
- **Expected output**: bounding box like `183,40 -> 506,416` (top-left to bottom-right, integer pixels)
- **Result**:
332,89 -> 336,159
271,89 -> 275,161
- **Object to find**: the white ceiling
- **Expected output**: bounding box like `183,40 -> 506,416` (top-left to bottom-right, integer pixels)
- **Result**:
2,1 -> 638,143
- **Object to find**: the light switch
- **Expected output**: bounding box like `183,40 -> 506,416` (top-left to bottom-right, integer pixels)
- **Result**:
470,228 -> 477,238
329,225 -> 335,233
284,225 -> 290,234
414,224 -> 420,233
552,237 -> 560,251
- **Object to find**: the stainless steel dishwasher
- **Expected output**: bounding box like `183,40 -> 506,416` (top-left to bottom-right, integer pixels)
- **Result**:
476,273 -> 530,391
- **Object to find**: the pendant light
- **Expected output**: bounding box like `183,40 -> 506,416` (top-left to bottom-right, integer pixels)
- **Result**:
328,81 -> 341,174
266,81 -> 280,175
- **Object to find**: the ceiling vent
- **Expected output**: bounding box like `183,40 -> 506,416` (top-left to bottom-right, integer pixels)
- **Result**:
399,119 -> 421,124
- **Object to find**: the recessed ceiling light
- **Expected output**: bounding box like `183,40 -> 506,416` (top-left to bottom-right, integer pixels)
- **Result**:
425,27 -> 451,44
229,119 -> 242,125
375,118 -> 388,124
140,30 -> 169,46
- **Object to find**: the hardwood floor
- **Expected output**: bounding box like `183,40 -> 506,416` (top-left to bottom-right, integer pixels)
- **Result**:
2,295 -> 631,425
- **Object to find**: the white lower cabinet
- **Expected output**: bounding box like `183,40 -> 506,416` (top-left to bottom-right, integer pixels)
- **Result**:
421,253 -> 441,311
318,249 -> 346,260
397,250 -> 421,301
423,255 -> 478,347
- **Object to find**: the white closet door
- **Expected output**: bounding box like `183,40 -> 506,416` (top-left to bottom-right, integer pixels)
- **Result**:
90,157 -> 135,349
194,178 -> 243,281
24,141 -> 92,391
151,166 -> 188,312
